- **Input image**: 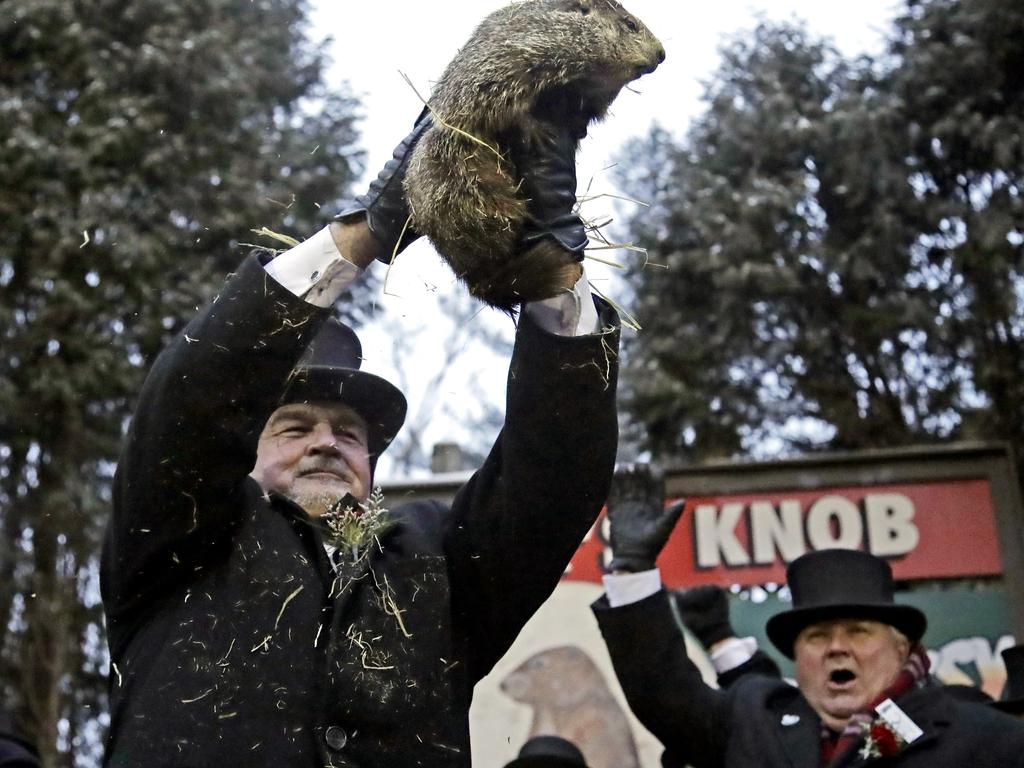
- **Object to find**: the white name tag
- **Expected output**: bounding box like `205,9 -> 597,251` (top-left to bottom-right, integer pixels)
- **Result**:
875,699 -> 924,743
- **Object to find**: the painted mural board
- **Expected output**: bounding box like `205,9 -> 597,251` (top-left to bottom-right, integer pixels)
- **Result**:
567,478 -> 1003,586
560,443 -> 1024,636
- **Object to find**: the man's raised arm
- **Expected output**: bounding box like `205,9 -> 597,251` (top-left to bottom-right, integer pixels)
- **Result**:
436,112 -> 622,682
592,465 -> 733,767
103,108 -> 437,621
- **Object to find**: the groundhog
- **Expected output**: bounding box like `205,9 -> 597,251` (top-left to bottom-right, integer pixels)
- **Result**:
404,0 -> 664,311
500,645 -> 640,768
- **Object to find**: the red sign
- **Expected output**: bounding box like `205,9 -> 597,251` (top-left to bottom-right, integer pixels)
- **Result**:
566,478 -> 1003,587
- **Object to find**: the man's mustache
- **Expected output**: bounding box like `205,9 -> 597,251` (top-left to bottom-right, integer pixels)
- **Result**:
296,460 -> 353,480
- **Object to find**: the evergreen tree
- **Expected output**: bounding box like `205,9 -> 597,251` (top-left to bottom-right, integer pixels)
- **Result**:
618,0 -> 1023,464
890,0 -> 1024,443
0,1 -> 366,763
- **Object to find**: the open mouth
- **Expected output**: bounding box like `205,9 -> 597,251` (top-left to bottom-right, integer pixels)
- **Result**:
829,669 -> 857,685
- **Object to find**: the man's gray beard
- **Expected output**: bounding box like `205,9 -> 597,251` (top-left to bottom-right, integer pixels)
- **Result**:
288,490 -> 345,518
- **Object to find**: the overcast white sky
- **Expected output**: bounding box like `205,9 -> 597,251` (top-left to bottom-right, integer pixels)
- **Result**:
307,0 -> 901,477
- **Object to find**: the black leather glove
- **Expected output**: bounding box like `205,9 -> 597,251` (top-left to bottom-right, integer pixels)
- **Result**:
336,109 -> 431,263
672,585 -> 735,648
508,112 -> 588,259
605,464 -> 684,573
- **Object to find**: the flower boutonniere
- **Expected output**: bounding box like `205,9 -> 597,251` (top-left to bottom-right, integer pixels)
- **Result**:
322,488 -> 393,562
858,698 -> 924,761
859,720 -> 905,759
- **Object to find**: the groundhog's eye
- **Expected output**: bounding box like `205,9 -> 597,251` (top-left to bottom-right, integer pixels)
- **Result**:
624,17 -> 638,32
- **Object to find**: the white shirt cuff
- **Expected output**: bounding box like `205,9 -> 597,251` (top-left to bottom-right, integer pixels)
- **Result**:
522,269 -> 602,337
263,226 -> 362,308
710,636 -> 758,674
603,569 -> 662,608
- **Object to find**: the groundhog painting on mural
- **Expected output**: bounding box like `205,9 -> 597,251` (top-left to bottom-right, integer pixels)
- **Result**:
405,0 -> 665,310
501,645 -> 641,768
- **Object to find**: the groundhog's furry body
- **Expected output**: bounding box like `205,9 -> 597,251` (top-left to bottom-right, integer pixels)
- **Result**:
405,0 -> 664,310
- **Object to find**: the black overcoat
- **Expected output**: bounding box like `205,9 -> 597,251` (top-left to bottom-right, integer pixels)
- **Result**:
594,590 -> 1024,768
0,710 -> 38,768
101,254 -> 620,767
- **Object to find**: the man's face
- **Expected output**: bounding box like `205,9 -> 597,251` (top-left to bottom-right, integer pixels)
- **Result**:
250,401 -> 371,517
794,618 -> 910,732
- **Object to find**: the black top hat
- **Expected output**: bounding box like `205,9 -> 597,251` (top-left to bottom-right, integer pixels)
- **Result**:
504,736 -> 590,768
994,645 -> 1024,715
281,319 -> 406,461
765,549 -> 927,659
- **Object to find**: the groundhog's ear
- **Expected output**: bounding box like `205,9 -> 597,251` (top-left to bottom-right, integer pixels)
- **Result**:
568,0 -> 591,15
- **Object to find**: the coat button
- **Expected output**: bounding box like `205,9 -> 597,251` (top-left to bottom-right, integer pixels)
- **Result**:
325,726 -> 348,751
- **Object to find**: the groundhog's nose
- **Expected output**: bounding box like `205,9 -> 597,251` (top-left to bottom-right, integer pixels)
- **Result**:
639,47 -> 666,75
639,49 -> 664,76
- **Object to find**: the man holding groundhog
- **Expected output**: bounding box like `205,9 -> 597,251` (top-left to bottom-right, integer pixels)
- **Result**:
100,107 -> 619,767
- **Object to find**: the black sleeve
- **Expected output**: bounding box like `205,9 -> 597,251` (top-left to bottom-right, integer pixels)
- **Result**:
101,254 -> 327,621
0,712 -> 40,768
0,746 -> 39,768
593,590 -> 732,768
446,300 -> 620,683
718,650 -> 782,689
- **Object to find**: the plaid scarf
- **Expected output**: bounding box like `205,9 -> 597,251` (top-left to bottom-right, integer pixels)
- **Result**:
820,643 -> 931,767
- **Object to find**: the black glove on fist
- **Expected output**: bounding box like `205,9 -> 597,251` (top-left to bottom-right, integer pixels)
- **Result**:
605,464 -> 684,573
672,585 -> 735,648
509,116 -> 588,259
336,109 -> 432,263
